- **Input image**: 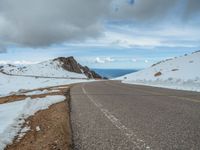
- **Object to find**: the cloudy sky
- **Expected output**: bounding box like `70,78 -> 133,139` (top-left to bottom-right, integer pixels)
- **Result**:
0,0 -> 200,69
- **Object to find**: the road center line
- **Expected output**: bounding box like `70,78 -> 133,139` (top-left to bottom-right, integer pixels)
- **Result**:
81,84 -> 151,149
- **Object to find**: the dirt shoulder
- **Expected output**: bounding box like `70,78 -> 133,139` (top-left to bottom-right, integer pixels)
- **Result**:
0,85 -> 70,104
3,86 -> 73,150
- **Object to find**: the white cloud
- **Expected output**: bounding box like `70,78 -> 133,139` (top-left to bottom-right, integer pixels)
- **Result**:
0,60 -> 8,65
95,57 -> 105,64
105,57 -> 115,62
106,24 -> 200,48
132,58 -> 137,62
95,57 -> 115,64
13,60 -> 39,65
0,60 -> 39,65
62,25 -> 200,49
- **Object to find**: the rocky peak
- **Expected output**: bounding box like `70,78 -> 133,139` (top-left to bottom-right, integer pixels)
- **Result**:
53,56 -> 102,79
53,56 -> 82,74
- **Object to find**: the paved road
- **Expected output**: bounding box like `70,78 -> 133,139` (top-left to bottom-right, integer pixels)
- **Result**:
70,81 -> 200,150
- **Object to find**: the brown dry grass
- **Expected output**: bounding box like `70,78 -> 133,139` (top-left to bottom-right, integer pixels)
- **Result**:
154,71 -> 162,77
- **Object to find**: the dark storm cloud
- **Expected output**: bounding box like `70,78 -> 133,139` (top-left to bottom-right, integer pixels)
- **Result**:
127,0 -> 134,5
0,47 -> 6,53
0,0 -> 200,49
112,0 -> 200,22
0,0 -> 112,47
184,0 -> 200,18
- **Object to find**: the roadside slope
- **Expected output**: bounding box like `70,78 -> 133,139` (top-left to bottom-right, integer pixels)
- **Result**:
117,51 -> 200,92
0,85 -> 72,150
6,101 -> 72,150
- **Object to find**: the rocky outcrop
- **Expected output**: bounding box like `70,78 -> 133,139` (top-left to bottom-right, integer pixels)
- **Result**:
53,57 -> 82,73
80,66 -> 102,79
53,56 -> 102,79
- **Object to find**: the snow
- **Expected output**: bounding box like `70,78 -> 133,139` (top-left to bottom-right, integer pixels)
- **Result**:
24,89 -> 60,96
0,95 -> 65,150
36,126 -> 40,132
0,57 -> 97,149
0,72 -> 92,97
17,126 -> 31,142
117,51 -> 200,92
0,58 -> 94,97
1,59 -> 87,79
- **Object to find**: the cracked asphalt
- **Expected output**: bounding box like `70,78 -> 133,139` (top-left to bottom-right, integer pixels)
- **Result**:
70,81 -> 200,150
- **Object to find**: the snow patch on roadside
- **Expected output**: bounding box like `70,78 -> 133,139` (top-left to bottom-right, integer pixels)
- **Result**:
0,72 -> 92,97
117,51 -> 200,92
123,79 -> 200,92
36,126 -> 41,132
17,126 -> 31,142
24,89 -> 60,96
0,95 -> 65,150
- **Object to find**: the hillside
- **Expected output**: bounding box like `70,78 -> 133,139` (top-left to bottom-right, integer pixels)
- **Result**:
0,56 -> 101,97
0,56 -> 102,79
117,51 -> 200,92
0,56 -> 101,149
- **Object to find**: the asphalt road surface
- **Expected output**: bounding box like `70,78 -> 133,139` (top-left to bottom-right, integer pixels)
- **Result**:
70,81 -> 200,150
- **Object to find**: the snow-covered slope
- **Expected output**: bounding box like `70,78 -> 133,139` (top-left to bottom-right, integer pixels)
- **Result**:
0,95 -> 65,150
117,51 -> 200,92
0,72 -> 92,97
1,59 -> 87,79
0,57 -> 101,96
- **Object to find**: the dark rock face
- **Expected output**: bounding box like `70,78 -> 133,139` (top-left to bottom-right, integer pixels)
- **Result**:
53,56 -> 102,79
54,57 -> 82,73
80,66 -> 102,79
0,66 -> 3,73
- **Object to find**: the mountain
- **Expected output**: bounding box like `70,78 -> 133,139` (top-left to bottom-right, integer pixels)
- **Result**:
53,57 -> 102,79
0,56 -> 102,79
117,51 -> 200,92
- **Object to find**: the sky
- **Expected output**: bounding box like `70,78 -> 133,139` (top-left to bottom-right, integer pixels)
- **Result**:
0,0 -> 200,69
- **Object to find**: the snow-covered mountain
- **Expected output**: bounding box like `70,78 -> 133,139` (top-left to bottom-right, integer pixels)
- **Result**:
0,56 -> 102,96
0,56 -> 102,79
1,61 -> 86,79
117,51 -> 200,92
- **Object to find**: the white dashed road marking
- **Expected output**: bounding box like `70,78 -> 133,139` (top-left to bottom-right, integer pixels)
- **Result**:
82,84 -> 151,149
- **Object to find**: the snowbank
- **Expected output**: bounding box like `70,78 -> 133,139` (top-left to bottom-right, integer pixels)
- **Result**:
0,95 -> 65,150
24,89 -> 60,96
0,72 -> 92,97
117,51 -> 200,92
